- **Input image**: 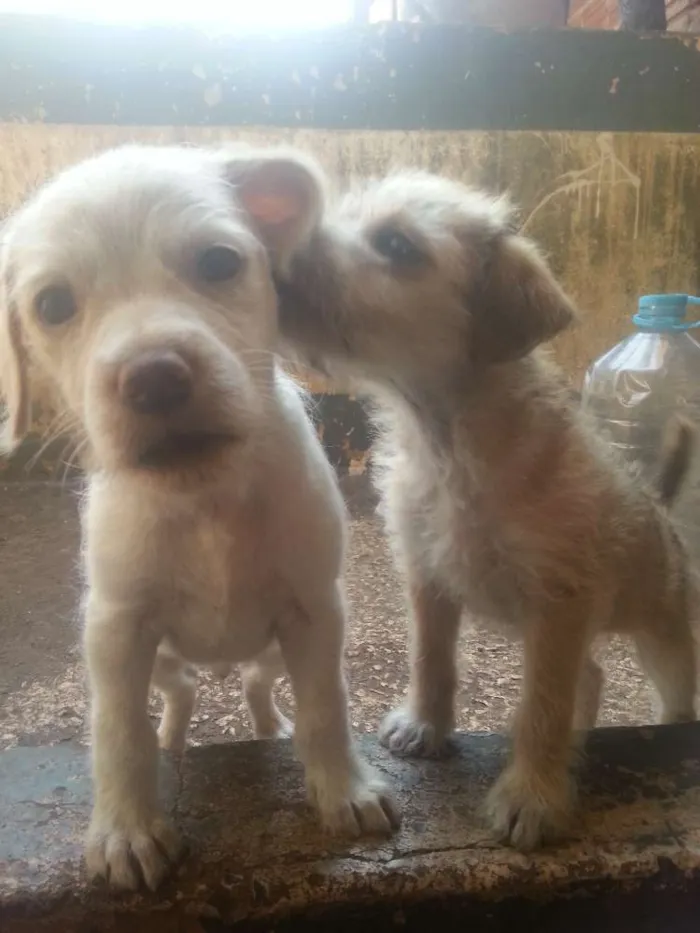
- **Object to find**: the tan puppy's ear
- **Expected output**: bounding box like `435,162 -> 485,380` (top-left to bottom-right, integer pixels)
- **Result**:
470,234 -> 577,364
0,257 -> 31,453
218,147 -> 326,272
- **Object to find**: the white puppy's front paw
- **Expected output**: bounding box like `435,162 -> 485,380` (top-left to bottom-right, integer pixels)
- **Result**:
86,810 -> 184,891
308,768 -> 401,837
484,765 -> 574,851
379,707 -> 452,758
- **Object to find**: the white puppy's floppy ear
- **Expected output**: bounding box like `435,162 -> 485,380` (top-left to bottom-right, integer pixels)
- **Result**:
218,146 -> 326,272
0,247 -> 31,454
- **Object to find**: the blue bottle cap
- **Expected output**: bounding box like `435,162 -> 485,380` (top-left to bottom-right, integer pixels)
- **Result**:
633,294 -> 700,332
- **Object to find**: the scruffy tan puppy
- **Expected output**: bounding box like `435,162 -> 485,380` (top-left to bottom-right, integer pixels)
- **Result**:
276,170 -> 698,849
0,145 -> 399,891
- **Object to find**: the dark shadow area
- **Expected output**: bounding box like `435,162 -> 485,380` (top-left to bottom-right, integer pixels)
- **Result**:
225,875 -> 700,933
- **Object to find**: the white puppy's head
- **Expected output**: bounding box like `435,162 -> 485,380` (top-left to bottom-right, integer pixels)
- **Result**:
0,144 -> 324,477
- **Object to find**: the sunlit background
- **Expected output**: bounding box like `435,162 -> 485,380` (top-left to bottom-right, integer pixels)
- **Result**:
0,0 -> 370,29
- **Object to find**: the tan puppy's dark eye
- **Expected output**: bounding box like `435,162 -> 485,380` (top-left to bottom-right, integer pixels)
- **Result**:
196,245 -> 243,284
371,227 -> 424,267
35,284 -> 77,326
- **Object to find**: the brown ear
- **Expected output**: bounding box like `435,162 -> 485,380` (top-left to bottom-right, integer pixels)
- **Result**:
219,147 -> 325,272
0,260 -> 31,453
470,234 -> 577,364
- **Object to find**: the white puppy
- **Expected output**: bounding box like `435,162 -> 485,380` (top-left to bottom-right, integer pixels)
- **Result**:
0,145 -> 399,891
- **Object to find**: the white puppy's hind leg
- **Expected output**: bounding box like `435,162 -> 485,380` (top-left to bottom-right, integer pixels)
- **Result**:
151,646 -> 197,753
84,600 -> 183,891
241,643 -> 294,739
278,584 -> 401,836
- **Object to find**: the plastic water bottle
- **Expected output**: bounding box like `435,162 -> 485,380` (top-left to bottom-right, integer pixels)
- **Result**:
581,293 -> 700,562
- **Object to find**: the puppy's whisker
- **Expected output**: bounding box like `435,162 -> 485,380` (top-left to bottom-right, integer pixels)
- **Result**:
24,418 -> 81,475
59,436 -> 90,486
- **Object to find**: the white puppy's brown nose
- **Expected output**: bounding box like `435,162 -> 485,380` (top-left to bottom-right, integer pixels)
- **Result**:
119,351 -> 192,416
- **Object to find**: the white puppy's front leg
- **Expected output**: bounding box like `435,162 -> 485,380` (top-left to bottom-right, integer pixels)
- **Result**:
83,598 -> 183,890
278,584 -> 400,836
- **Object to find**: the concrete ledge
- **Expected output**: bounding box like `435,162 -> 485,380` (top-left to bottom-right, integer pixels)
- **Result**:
1,725 -> 700,931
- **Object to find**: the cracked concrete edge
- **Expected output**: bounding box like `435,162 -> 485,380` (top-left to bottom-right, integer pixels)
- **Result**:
1,726 -> 700,929
6,844 -> 700,932
184,847 -> 700,926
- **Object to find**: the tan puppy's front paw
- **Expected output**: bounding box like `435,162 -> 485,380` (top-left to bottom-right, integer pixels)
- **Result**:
86,809 -> 184,891
379,707 -> 452,758
484,764 -> 574,851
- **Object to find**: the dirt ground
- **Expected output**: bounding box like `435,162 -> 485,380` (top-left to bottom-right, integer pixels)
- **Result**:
0,482 -> 656,752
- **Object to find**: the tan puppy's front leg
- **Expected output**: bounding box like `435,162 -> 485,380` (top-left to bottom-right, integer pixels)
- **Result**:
485,601 -> 589,850
84,600 -> 183,890
379,576 -> 461,757
278,583 -> 400,836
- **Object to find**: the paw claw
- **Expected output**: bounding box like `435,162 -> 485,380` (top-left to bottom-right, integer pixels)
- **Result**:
310,770 -> 401,837
485,766 -> 573,851
86,813 -> 183,891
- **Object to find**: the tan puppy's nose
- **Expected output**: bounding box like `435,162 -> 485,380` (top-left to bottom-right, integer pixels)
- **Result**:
119,351 -> 192,415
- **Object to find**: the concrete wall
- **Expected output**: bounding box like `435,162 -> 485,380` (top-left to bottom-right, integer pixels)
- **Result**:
2,122 -> 699,392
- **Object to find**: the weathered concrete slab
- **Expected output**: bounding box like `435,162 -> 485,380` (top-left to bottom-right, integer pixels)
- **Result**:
1,725 -> 700,930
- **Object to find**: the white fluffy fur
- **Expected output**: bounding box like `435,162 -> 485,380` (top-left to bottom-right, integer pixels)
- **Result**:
0,145 -> 398,891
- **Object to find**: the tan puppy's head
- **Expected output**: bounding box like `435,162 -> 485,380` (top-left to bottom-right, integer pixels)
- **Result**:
277,171 -> 576,392
0,144 -> 324,475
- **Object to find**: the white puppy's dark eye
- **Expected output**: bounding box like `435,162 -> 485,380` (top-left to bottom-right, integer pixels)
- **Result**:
196,245 -> 243,284
371,227 -> 424,266
35,284 -> 77,326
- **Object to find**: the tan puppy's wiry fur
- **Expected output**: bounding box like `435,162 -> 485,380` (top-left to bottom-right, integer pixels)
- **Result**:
276,171 -> 698,849
0,145 -> 399,891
